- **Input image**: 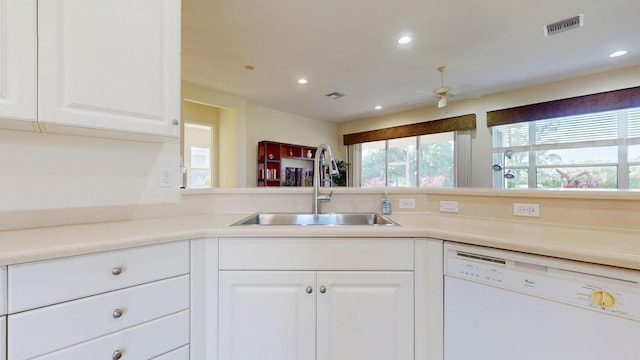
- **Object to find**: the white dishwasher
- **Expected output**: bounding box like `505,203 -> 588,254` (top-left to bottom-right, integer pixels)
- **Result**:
444,242 -> 640,360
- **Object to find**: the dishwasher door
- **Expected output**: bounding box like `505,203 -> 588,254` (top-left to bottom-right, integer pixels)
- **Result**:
444,243 -> 640,360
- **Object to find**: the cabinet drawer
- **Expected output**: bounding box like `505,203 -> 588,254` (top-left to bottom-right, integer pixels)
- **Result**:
152,345 -> 190,360
8,240 -> 189,312
0,266 -> 6,315
8,275 -> 189,359
220,238 -> 414,270
0,317 -> 5,360
31,310 -> 189,360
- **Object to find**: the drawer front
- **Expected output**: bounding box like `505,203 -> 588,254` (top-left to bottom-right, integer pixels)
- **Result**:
8,240 -> 189,313
0,317 -> 5,360
151,345 -> 190,360
0,266 -> 6,315
219,238 -> 414,270
31,310 -> 189,360
8,275 -> 189,359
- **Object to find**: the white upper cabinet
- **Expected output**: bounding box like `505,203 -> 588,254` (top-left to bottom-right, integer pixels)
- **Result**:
0,0 -> 180,139
37,0 -> 181,138
0,0 -> 37,125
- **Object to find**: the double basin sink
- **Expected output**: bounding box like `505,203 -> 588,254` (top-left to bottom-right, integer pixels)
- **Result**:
232,212 -> 398,226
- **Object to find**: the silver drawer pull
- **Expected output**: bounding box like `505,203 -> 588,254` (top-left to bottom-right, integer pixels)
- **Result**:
111,266 -> 122,276
112,349 -> 123,360
306,286 -> 313,294
320,286 -> 327,293
112,308 -> 123,318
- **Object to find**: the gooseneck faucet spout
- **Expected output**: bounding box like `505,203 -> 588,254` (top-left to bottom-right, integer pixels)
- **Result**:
312,144 -> 339,214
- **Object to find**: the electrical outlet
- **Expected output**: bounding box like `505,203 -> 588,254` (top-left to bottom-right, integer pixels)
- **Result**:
398,198 -> 416,209
513,203 -> 540,217
160,169 -> 173,187
440,200 -> 459,213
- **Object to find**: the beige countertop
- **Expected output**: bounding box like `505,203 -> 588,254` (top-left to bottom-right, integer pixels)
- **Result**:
0,212 -> 638,270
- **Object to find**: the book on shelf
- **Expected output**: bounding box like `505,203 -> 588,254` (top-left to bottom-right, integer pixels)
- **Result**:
284,167 -> 314,186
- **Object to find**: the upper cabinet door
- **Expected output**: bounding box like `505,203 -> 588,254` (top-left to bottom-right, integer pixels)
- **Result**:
38,0 -> 181,138
0,0 -> 37,123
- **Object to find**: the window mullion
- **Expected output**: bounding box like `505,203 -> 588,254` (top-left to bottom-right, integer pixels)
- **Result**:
528,122 -> 536,188
619,110 -> 629,188
385,140 -> 389,187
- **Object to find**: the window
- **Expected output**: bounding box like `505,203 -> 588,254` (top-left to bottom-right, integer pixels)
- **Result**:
492,107 -> 640,189
358,132 -> 455,188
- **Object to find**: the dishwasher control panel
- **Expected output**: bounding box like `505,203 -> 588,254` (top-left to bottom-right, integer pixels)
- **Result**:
445,243 -> 640,321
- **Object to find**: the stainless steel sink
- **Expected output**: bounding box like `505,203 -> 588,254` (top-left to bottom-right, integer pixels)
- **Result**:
231,212 -> 399,226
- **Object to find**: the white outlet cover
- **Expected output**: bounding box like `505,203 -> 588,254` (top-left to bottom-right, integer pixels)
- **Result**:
160,169 -> 173,187
439,200 -> 459,212
513,203 -> 540,217
398,198 -> 416,209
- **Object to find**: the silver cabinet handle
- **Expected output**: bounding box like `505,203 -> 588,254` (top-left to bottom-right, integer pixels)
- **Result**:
111,266 -> 122,276
112,308 -> 123,318
320,286 -> 326,293
112,349 -> 123,360
172,119 -> 179,126
306,286 -> 313,294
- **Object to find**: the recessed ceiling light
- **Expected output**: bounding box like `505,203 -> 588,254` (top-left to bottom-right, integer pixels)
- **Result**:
297,78 -> 308,85
374,105 -> 382,110
609,50 -> 628,58
397,36 -> 412,45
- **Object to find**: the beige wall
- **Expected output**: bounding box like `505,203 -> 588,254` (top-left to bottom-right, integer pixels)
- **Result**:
338,64 -> 640,188
0,129 -> 181,211
246,104 -> 339,186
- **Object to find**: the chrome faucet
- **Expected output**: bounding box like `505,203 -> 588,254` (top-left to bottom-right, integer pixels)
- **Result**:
312,144 -> 339,214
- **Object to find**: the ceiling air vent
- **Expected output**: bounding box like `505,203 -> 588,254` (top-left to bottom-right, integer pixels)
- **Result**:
543,14 -> 584,37
326,92 -> 345,99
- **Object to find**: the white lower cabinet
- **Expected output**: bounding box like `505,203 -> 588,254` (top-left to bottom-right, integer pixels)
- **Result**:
216,237 -> 429,360
316,271 -> 414,360
152,345 -> 190,360
219,270 -> 413,360
0,317 -> 5,360
218,271 -> 316,360
6,240 -> 191,360
28,311 -> 189,360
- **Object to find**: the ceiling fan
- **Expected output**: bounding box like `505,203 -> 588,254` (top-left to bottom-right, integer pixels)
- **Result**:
433,66 -> 453,108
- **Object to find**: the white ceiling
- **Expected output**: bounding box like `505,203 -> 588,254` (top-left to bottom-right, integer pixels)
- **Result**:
182,0 -> 640,123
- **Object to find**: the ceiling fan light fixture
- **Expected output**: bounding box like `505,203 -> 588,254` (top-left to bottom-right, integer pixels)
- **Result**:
326,92 -> 345,99
438,97 -> 447,108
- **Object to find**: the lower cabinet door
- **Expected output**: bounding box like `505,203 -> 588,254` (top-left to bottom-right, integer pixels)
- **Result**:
218,271 -> 316,360
30,310 -> 189,360
316,271 -> 414,360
